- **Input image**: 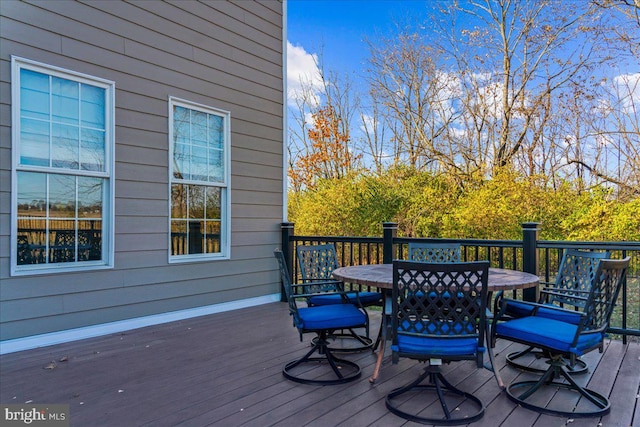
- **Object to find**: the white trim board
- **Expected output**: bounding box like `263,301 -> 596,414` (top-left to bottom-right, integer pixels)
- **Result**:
0,294 -> 281,355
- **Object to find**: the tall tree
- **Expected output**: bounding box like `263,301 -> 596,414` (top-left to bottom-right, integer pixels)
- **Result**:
288,52 -> 361,190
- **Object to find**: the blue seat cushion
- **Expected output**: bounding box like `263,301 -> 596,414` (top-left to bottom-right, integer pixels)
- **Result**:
309,291 -> 382,306
504,300 -> 582,324
297,304 -> 366,331
496,316 -> 603,356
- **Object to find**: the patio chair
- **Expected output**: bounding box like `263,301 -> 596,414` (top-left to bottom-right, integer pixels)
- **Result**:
274,249 -> 365,385
493,257 -> 630,417
408,242 -> 461,263
493,249 -> 610,374
296,244 -> 382,351
386,260 -> 490,425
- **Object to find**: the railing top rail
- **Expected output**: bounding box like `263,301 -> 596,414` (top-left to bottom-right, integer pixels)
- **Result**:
291,235 -> 640,251
538,241 -> 640,251
394,237 -> 523,247
290,235 -> 384,243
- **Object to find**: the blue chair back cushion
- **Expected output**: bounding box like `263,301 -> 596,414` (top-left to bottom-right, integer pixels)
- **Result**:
392,320 -> 479,356
297,304 -> 366,330
505,300 -> 583,324
393,336 -> 478,356
309,291 -> 381,306
496,316 -> 603,356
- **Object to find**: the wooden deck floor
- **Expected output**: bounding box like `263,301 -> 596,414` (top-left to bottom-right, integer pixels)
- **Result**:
1,302 -> 638,427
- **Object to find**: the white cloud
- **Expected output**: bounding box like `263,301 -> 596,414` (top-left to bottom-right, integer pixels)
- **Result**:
613,72 -> 640,114
287,41 -> 323,106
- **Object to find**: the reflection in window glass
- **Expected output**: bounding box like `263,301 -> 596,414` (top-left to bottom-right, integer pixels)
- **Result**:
20,69 -> 50,121
20,118 -> 50,166
170,183 -> 223,256
14,60 -> 111,270
52,77 -> 79,125
170,98 -> 228,259
17,171 -> 105,265
18,68 -> 106,173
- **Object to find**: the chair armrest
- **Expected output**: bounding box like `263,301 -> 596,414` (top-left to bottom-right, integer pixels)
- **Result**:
541,287 -> 590,302
498,297 -> 587,319
293,289 -> 358,304
293,280 -> 342,293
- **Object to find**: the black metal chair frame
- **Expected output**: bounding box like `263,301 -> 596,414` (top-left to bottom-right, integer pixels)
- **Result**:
386,260 -> 491,425
296,244 -> 380,351
492,257 -> 630,418
493,249 -> 609,375
275,249 -> 365,385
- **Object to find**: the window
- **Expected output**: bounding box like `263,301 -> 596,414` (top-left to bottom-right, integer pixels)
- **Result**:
169,97 -> 230,261
11,57 -> 114,274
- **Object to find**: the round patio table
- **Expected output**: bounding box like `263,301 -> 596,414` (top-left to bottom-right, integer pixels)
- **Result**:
332,263 -> 540,383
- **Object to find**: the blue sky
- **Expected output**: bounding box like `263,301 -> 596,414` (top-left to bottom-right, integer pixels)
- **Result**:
286,0 -> 434,103
287,0 -> 431,76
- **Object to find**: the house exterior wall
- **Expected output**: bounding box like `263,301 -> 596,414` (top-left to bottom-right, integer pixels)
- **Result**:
0,1 -> 284,341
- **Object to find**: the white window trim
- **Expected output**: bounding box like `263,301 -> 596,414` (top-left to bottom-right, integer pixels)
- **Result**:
10,56 -> 115,276
168,96 -> 231,263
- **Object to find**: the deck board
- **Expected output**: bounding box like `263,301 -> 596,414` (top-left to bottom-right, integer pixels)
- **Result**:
1,302 -> 638,426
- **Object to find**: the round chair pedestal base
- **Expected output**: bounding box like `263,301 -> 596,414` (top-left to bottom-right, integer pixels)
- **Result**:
283,338 -> 362,385
385,368 -> 484,425
506,347 -> 588,375
506,378 -> 610,417
283,356 -> 361,385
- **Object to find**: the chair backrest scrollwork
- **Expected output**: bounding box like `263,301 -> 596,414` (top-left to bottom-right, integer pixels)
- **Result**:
392,260 -> 490,367
297,244 -> 340,282
408,242 -> 461,263
546,249 -> 610,309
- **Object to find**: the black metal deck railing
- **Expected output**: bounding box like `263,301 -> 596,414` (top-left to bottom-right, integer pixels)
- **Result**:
281,222 -> 640,342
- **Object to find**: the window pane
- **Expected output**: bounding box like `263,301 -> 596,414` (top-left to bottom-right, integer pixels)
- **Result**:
173,105 -> 190,180
188,220 -> 205,254
208,148 -> 224,182
171,184 -> 188,219
17,218 -> 47,265
78,177 -> 102,218
205,187 -> 221,219
78,220 -> 102,261
208,115 -> 224,149
20,118 -> 50,166
20,69 -> 50,121
173,106 -> 190,139
49,174 -> 76,218
170,221 -> 187,256
80,129 -> 105,171
173,142 -> 190,179
50,220 -> 76,263
52,123 -> 79,168
18,173 -> 50,264
51,77 -> 79,125
191,110 -> 207,147
17,172 -> 47,216
188,185 -> 205,219
81,84 -> 105,128
191,146 -> 208,182
204,220 -> 221,254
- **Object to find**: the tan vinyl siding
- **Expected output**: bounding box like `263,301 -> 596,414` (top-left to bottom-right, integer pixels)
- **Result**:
0,0 -> 284,340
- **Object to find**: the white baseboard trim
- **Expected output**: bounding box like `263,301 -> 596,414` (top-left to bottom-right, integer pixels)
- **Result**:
0,293 -> 281,355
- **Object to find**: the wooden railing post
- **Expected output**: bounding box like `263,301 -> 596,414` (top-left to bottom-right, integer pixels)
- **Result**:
522,222 -> 540,302
280,222 -> 295,302
383,222 -> 398,264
